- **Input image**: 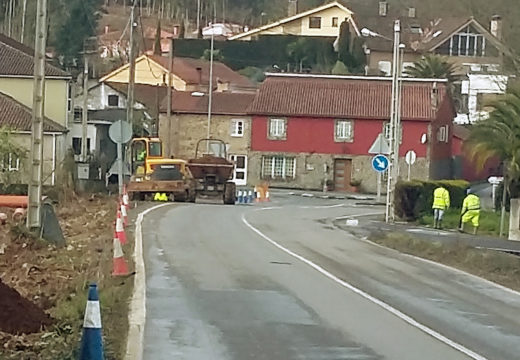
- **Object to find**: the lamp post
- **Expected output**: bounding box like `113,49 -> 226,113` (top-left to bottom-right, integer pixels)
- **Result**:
361,20 -> 402,222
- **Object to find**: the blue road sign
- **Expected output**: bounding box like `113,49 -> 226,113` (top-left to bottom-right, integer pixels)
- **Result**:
372,154 -> 389,173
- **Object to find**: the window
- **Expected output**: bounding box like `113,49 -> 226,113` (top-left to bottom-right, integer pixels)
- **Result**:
332,17 -> 339,27
67,82 -> 73,112
335,120 -> 353,142
1,153 -> 20,171
383,122 -> 392,139
108,94 -> 119,107
72,137 -> 91,155
148,141 -> 162,156
437,125 -> 449,143
443,25 -> 487,57
230,119 -> 244,137
309,17 -> 321,29
379,1 -> 388,16
268,118 -> 287,139
262,156 -> 296,179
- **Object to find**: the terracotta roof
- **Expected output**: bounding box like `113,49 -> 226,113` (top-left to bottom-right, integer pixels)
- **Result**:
248,75 -> 451,121
150,56 -> 256,89
0,33 -> 70,78
105,82 -> 169,110
0,92 -> 67,132
160,91 -> 256,115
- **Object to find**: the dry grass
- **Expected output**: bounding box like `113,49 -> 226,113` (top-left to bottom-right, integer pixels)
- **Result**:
0,194 -> 135,359
371,232 -> 520,292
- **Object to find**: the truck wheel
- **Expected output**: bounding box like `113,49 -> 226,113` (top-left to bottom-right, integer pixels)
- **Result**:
224,182 -> 236,205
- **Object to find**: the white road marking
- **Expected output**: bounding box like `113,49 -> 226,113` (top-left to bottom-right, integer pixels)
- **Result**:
241,212 -> 488,360
335,212 -> 384,220
300,204 -> 346,209
126,203 -> 172,360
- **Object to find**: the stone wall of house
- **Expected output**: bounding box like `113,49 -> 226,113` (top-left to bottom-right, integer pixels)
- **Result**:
159,113 -> 251,160
247,151 -> 431,193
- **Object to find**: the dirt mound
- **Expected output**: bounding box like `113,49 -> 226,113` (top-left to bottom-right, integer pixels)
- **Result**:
0,279 -> 52,334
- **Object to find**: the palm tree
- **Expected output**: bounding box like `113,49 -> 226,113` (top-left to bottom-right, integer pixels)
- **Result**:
463,85 -> 520,237
404,54 -> 460,83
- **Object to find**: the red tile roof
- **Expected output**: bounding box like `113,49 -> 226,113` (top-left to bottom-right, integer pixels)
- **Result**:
0,33 -> 70,78
160,91 -> 256,115
248,75 -> 451,121
150,56 -> 255,89
0,92 -> 67,132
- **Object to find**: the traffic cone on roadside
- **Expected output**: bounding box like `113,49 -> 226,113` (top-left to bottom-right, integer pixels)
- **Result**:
112,236 -> 129,276
79,283 -> 104,360
120,200 -> 128,227
115,210 -> 127,244
122,185 -> 130,210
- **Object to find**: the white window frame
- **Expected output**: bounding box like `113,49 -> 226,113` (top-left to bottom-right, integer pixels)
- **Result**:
1,153 -> 20,171
383,122 -> 392,139
438,125 -> 449,143
230,119 -> 245,137
332,17 -> 339,27
334,120 -> 353,142
268,118 -> 287,139
309,16 -> 322,29
261,156 -> 296,179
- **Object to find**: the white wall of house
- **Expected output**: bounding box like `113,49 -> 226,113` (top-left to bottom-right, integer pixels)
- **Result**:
68,123 -> 98,159
454,73 -> 508,124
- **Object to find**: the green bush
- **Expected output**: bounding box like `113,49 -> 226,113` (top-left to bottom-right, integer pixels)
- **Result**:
394,179 -> 469,220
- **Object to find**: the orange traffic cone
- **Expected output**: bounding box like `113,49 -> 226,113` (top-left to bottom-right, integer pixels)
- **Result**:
115,210 -> 127,244
112,236 -> 129,276
265,190 -> 270,202
120,200 -> 128,227
122,185 -> 130,210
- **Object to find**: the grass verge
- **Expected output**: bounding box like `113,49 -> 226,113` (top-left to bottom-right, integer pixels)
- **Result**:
418,209 -> 509,236
370,232 -> 520,292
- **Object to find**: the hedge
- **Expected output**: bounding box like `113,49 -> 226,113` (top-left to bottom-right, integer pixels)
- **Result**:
395,179 -> 469,221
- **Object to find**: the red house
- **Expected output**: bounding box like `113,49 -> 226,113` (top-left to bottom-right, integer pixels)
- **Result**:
247,74 -> 456,192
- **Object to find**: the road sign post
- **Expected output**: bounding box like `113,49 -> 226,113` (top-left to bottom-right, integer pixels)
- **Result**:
369,134 -> 390,202
405,150 -> 417,181
109,120 -> 133,196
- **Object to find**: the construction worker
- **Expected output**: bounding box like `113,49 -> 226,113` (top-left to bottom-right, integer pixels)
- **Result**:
137,148 -> 146,162
460,188 -> 481,235
153,193 -> 168,202
432,185 -> 450,229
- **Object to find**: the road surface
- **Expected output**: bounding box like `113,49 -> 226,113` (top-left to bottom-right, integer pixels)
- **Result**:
141,195 -> 520,359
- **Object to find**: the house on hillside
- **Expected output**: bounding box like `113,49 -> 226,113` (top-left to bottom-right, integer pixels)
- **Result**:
229,1 -> 359,41
99,55 -> 256,93
354,1 -> 510,124
0,92 -> 67,186
0,33 -> 73,130
158,91 -> 256,186
247,74 -> 456,192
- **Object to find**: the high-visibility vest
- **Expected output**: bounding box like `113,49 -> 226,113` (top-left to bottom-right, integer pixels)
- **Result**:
462,194 -> 480,212
432,187 -> 450,209
154,193 -> 168,202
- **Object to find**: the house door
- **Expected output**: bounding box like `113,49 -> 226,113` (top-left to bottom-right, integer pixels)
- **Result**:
230,154 -> 247,186
334,159 -> 352,191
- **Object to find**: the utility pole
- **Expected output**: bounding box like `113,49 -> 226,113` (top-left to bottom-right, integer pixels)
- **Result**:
206,4 -> 215,142
385,20 -> 401,223
196,0 -> 201,36
166,38 -> 173,156
81,55 -> 89,162
21,0 -> 27,43
127,1 -> 138,128
27,0 -> 48,230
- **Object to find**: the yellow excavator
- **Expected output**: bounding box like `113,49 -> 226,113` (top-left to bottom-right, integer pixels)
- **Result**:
126,137 -> 196,202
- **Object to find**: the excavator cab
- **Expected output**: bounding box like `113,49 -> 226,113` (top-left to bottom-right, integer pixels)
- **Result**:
130,137 -> 163,176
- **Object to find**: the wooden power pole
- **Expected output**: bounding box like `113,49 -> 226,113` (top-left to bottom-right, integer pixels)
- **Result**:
27,0 -> 48,230
127,1 -> 138,128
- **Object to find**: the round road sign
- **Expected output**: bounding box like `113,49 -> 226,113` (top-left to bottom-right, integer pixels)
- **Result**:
372,154 -> 389,173
405,150 -> 417,165
109,120 -> 133,144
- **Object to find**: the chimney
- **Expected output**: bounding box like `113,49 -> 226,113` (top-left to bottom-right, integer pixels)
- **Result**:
104,25 -> 110,34
288,0 -> 298,17
196,67 -> 203,85
379,1 -> 388,17
490,15 -> 502,40
408,7 -> 416,18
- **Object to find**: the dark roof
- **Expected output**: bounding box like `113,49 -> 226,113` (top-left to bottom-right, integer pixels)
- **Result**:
160,91 -> 256,115
105,82 -> 169,110
150,56 -> 256,89
0,91 -> 67,132
248,75 -> 451,121
0,33 -> 70,78
453,124 -> 471,140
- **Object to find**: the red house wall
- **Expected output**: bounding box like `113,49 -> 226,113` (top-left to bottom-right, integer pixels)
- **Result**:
452,137 -> 501,181
251,116 -> 430,157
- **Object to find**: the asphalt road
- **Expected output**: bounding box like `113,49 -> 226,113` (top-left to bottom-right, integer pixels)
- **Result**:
141,196 -> 520,360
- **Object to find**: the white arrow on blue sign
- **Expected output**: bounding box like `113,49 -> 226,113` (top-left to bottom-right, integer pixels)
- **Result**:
372,154 -> 389,173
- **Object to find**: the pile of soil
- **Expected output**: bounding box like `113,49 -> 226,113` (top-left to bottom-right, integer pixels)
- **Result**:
0,278 -> 52,334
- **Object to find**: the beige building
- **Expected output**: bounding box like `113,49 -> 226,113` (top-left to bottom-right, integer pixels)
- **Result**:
99,55 -> 255,92
0,33 -> 72,128
0,91 -> 67,186
229,1 -> 359,41
159,91 -> 256,186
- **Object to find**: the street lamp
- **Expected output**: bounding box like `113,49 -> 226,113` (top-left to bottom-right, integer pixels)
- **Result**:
361,20 -> 402,223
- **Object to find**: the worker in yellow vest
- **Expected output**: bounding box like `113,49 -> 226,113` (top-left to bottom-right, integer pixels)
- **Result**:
154,193 -> 168,202
459,188 -> 481,235
432,186 -> 450,229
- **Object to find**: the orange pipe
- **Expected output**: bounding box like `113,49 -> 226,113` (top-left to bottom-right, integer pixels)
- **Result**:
0,195 -> 28,208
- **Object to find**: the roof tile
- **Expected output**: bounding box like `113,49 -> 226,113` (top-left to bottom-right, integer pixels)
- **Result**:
160,91 -> 256,115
